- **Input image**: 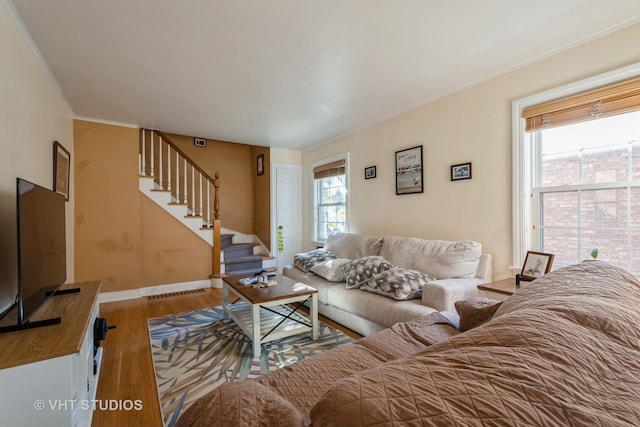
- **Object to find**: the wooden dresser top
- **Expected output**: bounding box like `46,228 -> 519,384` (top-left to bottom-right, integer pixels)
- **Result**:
0,281 -> 100,370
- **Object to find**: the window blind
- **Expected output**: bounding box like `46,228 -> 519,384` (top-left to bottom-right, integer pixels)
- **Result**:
523,75 -> 640,132
313,160 -> 345,179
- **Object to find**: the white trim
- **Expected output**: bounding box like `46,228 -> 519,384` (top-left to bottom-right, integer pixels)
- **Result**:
98,279 -> 216,304
512,62 -> 640,268
74,116 -> 139,128
310,153 -> 349,243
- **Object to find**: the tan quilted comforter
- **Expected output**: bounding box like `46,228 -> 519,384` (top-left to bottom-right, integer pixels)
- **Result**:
178,262 -> 640,426
176,312 -> 457,426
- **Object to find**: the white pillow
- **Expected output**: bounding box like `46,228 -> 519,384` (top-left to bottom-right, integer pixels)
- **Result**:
310,258 -> 352,282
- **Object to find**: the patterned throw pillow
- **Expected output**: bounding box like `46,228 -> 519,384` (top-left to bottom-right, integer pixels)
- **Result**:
293,249 -> 337,273
344,256 -> 395,289
455,298 -> 503,332
361,267 -> 435,300
310,258 -> 352,282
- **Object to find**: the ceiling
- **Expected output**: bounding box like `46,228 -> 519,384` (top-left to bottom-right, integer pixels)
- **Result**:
7,1 -> 640,150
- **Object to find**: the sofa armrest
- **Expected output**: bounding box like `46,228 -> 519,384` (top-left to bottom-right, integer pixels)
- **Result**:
421,278 -> 485,312
476,253 -> 492,281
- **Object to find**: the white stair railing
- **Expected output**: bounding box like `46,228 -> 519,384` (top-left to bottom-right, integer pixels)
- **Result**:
139,129 -> 223,277
139,129 -> 221,228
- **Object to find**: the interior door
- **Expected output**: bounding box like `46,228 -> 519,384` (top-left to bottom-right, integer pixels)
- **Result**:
272,163 -> 301,273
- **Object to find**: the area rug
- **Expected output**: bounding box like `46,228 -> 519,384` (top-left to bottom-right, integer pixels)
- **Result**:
148,306 -> 354,427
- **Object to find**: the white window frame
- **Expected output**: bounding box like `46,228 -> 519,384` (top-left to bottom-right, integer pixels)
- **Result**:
512,62 -> 640,270
311,153 -> 349,245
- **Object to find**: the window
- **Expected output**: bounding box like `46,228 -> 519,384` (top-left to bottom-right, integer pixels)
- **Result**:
514,67 -> 640,274
313,157 -> 348,242
533,112 -> 640,271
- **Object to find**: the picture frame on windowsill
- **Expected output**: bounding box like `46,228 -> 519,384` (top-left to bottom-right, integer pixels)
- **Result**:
520,251 -> 555,281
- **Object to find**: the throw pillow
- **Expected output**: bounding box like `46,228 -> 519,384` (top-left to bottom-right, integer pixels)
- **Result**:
455,297 -> 503,332
344,256 -> 395,289
310,258 -> 352,282
361,267 -> 435,300
293,249 -> 337,273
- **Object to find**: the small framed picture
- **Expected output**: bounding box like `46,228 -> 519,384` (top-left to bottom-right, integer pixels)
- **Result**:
451,162 -> 472,181
53,140 -> 70,201
257,154 -> 264,176
194,137 -> 206,147
364,166 -> 376,179
520,251 -> 555,281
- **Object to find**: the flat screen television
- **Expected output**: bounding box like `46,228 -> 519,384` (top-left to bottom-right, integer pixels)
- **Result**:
0,178 -> 68,332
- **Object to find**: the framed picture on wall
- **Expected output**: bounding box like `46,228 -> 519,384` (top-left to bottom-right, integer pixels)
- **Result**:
257,154 -> 264,176
395,145 -> 423,195
53,140 -> 70,201
451,162 -> 472,181
364,166 -> 376,179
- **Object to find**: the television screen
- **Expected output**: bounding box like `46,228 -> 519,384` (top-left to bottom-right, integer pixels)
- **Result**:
16,178 -> 66,326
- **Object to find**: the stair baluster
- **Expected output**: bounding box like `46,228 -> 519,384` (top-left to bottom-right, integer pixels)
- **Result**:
139,129 -> 225,277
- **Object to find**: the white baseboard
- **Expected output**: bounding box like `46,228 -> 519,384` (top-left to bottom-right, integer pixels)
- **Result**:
98,279 -> 218,304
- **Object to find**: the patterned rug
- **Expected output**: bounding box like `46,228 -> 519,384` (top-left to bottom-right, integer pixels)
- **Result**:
148,306 -> 354,427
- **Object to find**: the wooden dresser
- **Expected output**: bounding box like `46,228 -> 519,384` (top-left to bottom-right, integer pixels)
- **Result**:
0,281 -> 101,427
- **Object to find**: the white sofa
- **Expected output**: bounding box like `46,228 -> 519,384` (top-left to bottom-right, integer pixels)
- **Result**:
283,233 -> 492,336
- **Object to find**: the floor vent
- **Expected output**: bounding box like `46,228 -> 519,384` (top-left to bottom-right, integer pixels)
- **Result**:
147,288 -> 206,300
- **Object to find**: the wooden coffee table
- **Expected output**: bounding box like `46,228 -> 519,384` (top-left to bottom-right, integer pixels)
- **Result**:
222,274 -> 318,357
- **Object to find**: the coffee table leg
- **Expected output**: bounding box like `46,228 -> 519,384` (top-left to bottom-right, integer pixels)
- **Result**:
222,283 -> 229,319
310,294 -> 318,340
252,304 -> 261,358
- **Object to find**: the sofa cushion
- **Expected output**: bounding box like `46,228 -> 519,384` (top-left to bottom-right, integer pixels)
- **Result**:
455,297 -> 503,332
344,256 -> 395,289
324,233 -> 383,260
310,258 -> 352,282
293,249 -> 337,273
361,268 -> 435,301
282,265 -> 342,305
421,278 -> 484,312
326,285 -> 436,328
379,236 -> 481,279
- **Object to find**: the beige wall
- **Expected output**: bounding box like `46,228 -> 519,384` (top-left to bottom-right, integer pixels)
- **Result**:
140,195 -> 211,285
165,133 -> 254,234
271,147 -> 302,165
0,4 -> 74,313
302,22 -> 640,280
165,133 -> 274,250
252,146 -> 271,249
74,121 -> 141,292
74,120 -> 211,292
74,121 -> 215,292
75,123 -> 270,293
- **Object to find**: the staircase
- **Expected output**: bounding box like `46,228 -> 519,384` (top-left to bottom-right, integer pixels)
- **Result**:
138,129 -> 274,278
220,234 -> 265,276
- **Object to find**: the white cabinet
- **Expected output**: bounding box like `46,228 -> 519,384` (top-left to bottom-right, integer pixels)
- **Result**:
0,282 -> 102,427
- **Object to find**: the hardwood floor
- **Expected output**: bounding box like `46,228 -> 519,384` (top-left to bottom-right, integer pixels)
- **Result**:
91,287 -> 360,427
